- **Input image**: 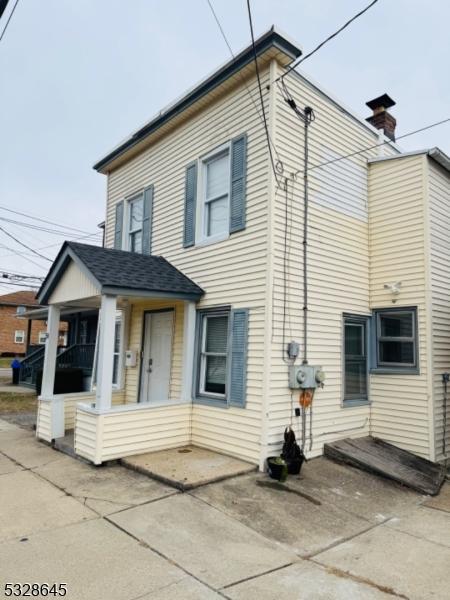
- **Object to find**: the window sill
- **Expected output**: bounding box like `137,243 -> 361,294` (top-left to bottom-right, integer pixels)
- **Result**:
195,233 -> 229,248
370,368 -> 420,375
343,399 -> 370,408
194,395 -> 228,408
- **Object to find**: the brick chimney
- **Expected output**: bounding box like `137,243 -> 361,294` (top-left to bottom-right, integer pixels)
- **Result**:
366,94 -> 396,141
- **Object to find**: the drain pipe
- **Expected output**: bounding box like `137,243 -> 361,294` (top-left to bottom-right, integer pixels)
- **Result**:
302,107 -> 314,365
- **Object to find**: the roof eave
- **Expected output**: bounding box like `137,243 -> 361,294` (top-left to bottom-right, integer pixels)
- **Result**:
93,28 -> 302,174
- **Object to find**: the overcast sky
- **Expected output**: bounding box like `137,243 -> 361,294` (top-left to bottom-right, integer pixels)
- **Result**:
0,0 -> 449,291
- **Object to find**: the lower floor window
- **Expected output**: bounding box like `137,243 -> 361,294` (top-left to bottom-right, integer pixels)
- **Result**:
343,316 -> 369,403
198,311 -> 229,398
374,308 -> 417,370
14,330 -> 25,344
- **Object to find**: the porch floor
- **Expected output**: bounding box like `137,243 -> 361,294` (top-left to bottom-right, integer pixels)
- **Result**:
121,445 -> 257,490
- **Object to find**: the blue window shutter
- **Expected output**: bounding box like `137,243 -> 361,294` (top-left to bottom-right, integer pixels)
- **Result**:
227,308 -> 249,407
142,185 -> 154,255
229,134 -> 247,233
114,201 -> 124,249
184,162 -> 197,247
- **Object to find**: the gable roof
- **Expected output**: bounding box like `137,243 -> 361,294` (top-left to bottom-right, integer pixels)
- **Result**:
93,26 -> 302,173
0,290 -> 40,307
37,242 -> 204,304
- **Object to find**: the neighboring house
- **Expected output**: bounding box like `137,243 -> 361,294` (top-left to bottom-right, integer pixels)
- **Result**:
34,28 -> 450,469
0,290 -> 66,356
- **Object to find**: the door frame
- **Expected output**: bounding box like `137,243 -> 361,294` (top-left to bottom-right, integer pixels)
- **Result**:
342,313 -> 371,407
137,307 -> 175,404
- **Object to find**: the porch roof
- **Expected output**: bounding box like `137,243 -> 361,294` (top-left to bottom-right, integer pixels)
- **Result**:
37,242 -> 205,304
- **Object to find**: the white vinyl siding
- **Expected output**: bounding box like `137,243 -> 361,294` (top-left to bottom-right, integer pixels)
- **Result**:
428,159 -> 450,461
368,155 -> 431,459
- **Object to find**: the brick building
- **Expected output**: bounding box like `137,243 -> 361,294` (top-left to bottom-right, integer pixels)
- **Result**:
0,290 -> 67,357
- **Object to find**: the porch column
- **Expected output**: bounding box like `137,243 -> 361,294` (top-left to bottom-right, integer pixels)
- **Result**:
181,300 -> 196,402
40,304 -> 64,440
40,304 -> 60,398
95,294 -> 117,411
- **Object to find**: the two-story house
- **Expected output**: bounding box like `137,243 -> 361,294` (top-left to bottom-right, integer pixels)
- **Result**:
35,27 -> 450,470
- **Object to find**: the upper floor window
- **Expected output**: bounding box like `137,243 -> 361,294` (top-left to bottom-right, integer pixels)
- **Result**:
373,308 -> 418,372
128,194 -> 144,253
16,305 -> 26,316
199,146 -> 230,243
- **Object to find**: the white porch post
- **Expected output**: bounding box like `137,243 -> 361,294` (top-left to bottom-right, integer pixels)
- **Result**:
181,300 -> 196,402
96,294 -> 117,410
40,304 -> 64,439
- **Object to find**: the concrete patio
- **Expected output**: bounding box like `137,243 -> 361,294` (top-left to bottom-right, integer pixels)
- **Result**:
1,417 -> 450,599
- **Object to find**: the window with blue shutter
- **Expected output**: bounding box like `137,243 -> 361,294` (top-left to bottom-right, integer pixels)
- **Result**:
184,162 -> 197,247
194,307 -> 249,408
114,201 -> 124,249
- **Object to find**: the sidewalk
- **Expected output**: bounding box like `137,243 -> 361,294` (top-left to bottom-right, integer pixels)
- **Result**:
1,418 -> 450,599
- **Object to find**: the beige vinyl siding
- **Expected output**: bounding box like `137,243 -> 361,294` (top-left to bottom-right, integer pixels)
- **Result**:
368,155 -> 431,459
428,159 -> 450,460
49,260 -> 99,304
63,391 -> 125,430
36,400 -> 52,442
266,65 -> 395,458
74,408 -> 99,463
104,67 -> 273,464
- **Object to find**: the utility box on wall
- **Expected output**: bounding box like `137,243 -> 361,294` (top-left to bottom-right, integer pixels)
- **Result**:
289,365 -> 325,389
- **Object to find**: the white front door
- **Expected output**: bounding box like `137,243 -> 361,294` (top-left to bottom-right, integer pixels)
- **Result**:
139,310 -> 173,403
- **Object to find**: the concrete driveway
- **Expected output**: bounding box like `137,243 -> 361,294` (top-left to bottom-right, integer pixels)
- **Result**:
1,418 -> 450,600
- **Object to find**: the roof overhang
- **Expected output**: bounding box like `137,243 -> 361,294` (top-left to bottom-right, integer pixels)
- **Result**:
368,147 -> 450,173
93,27 -> 302,174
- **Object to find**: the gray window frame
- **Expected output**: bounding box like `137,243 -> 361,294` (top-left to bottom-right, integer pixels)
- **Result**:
194,306 -> 231,407
372,307 -> 419,374
342,314 -> 370,407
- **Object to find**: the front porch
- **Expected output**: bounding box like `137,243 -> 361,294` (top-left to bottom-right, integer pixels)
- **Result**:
35,242 -> 204,465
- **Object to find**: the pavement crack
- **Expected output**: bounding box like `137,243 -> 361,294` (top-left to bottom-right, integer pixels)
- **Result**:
220,562 -> 294,590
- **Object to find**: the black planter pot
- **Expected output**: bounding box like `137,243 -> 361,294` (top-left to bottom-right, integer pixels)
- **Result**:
285,455 -> 304,475
267,457 -> 288,482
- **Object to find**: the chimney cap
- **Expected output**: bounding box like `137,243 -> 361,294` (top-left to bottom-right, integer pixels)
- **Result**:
366,93 -> 396,111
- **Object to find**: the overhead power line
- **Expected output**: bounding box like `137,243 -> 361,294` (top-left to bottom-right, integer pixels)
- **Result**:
0,226 -> 52,262
0,0 -> 19,43
0,215 -> 103,238
275,0 -> 380,83
0,205 -> 97,236
0,230 -> 102,261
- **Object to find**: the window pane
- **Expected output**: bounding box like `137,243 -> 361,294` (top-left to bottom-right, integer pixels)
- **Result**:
130,197 -> 143,231
130,230 -> 142,253
112,354 -> 119,385
379,340 -> 414,364
207,197 -> 228,237
114,320 -> 121,353
345,360 -> 367,396
206,153 -> 229,199
380,312 -> 413,338
205,355 -> 226,394
345,323 -> 364,356
205,316 -> 228,353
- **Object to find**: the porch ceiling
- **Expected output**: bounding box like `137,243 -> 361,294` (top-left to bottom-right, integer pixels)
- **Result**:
37,242 -> 205,305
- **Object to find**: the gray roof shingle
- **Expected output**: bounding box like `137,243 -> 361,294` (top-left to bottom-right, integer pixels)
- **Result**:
38,242 -> 204,303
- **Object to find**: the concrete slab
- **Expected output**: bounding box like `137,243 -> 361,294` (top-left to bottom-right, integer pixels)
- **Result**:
0,435 -> 68,469
138,577 -> 222,599
35,457 -> 177,516
226,561 -> 394,600
192,463 -> 411,556
0,470 -> 95,542
386,506 -> 450,547
315,524 -> 450,600
0,452 -> 22,475
109,493 -> 297,589
0,518 -> 191,600
422,481 -> 450,512
122,445 -> 256,490
0,383 -> 35,394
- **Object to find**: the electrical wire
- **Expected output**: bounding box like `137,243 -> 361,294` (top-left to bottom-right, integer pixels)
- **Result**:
0,216 -> 102,238
0,0 -> 18,43
245,0 -> 283,187
292,116 -> 450,177
0,231 -> 102,260
275,0 -> 380,84
0,226 -> 52,262
0,205 -> 96,236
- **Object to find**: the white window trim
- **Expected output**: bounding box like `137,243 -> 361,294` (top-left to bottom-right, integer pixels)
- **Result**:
14,330 -> 25,344
91,309 -> 125,391
38,331 -> 47,344
198,311 -> 229,400
196,142 -> 231,246
376,309 -> 417,369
